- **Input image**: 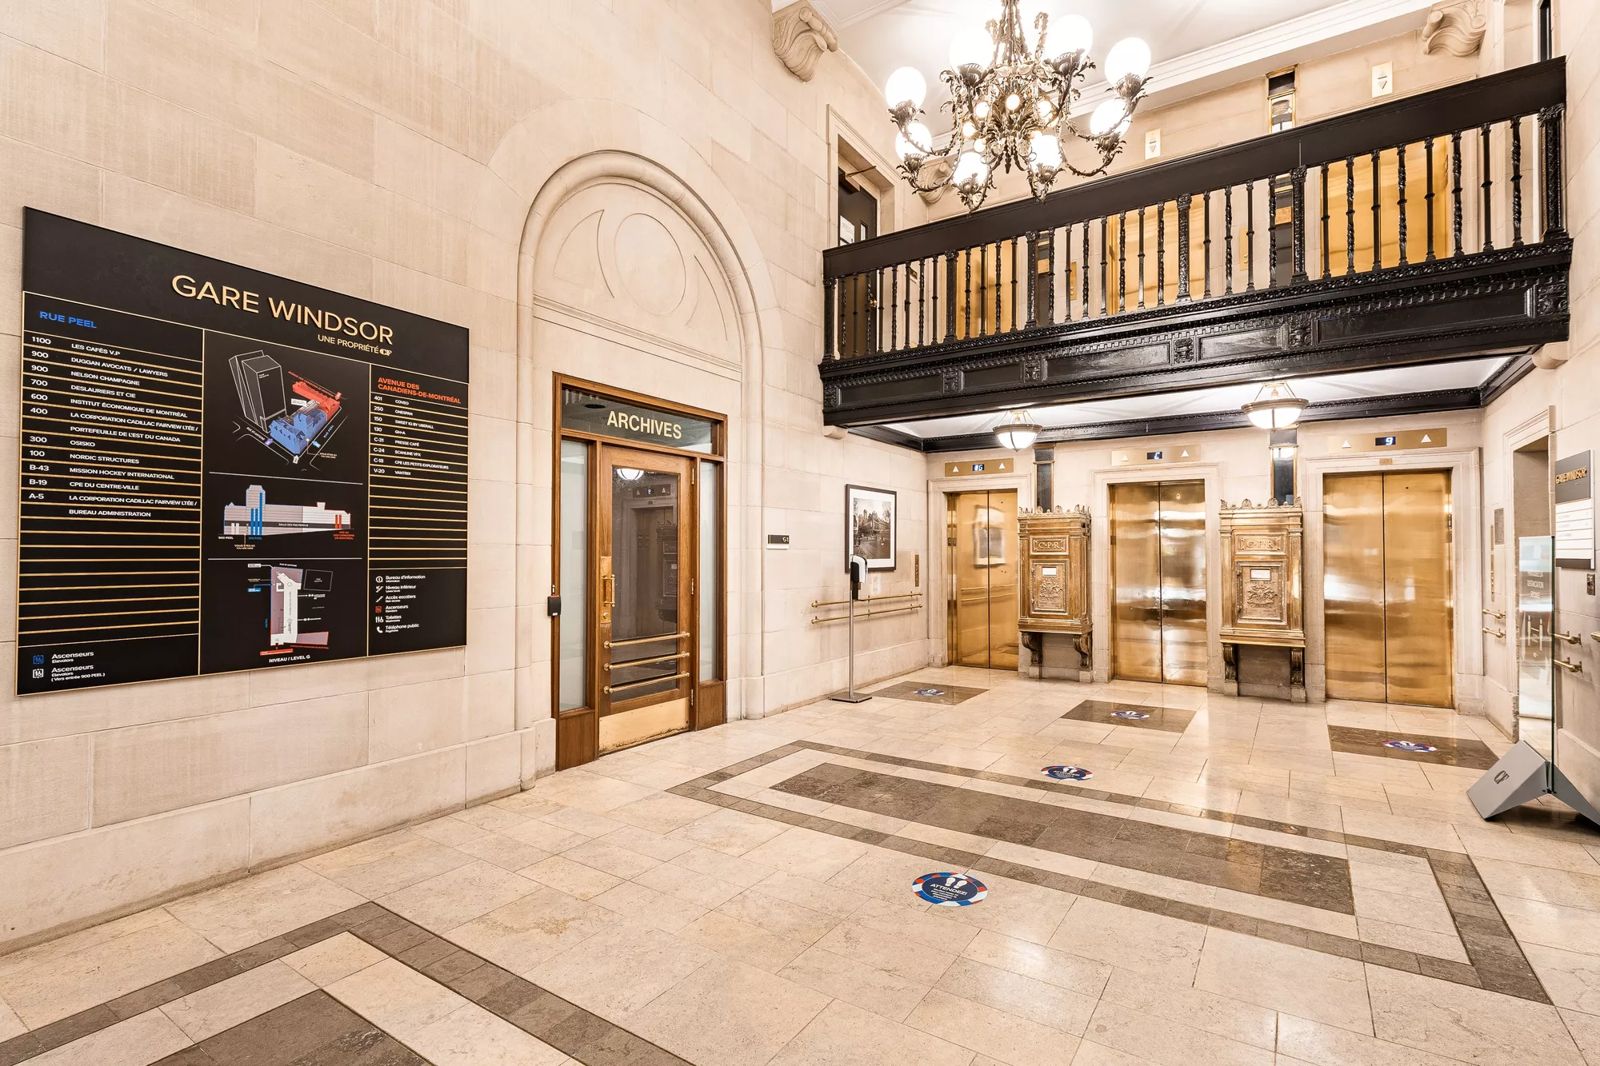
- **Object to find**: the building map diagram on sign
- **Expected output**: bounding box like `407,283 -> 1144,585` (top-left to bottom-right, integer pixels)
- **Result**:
228,351 -> 346,468
221,485 -> 352,540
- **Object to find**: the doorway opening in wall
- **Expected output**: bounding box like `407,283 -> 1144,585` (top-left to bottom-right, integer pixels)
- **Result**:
946,489 -> 1020,670
552,377 -> 727,769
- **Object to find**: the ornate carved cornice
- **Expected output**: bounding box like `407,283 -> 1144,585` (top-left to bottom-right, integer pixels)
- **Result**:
1421,0 -> 1487,57
772,1 -> 838,82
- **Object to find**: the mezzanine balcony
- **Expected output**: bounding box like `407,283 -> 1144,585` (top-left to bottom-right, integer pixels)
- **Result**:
820,59 -> 1571,432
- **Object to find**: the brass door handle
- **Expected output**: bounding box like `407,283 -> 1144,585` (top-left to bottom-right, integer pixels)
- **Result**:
1555,657 -> 1584,673
602,574 -> 616,608
1482,627 -> 1506,638
1556,631 -> 1581,645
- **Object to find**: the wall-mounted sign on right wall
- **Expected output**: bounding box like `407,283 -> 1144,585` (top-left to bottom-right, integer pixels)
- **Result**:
1555,450 -> 1595,569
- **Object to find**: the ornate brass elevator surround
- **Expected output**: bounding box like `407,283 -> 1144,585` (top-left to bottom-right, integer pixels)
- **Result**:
1219,500 -> 1307,692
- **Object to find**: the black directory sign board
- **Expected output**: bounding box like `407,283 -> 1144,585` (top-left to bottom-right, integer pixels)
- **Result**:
17,210 -> 470,693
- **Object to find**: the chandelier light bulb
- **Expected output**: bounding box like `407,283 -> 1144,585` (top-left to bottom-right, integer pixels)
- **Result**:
953,150 -> 989,189
1046,13 -> 1093,59
1028,131 -> 1062,172
895,121 -> 933,161
949,25 -> 993,69
878,0 -> 1151,211
1089,98 -> 1131,137
884,66 -> 927,110
1105,37 -> 1152,84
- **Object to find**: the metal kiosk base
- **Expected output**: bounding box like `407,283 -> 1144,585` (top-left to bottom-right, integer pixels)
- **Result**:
1469,740 -> 1600,825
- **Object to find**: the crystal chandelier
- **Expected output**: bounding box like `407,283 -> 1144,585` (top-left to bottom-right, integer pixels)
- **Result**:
883,1 -> 1151,212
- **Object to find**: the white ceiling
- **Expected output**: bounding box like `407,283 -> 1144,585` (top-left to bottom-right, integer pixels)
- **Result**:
801,0 -> 1437,129
882,357 -> 1512,439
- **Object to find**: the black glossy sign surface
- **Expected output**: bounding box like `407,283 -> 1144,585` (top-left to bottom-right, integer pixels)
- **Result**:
17,211 -> 470,693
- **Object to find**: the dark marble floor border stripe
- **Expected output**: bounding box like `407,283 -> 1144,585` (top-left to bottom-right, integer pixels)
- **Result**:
668,739 -> 1551,1005
0,902 -> 688,1066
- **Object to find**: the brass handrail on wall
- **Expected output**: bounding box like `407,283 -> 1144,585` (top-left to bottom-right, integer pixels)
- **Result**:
809,601 -> 923,626
809,591 -> 922,608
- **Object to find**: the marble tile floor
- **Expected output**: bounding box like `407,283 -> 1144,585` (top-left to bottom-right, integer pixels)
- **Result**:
4,667 -> 1599,1065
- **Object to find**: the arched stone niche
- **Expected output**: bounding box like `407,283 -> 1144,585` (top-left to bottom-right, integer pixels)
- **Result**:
533,178 -> 741,372
511,144 -> 772,767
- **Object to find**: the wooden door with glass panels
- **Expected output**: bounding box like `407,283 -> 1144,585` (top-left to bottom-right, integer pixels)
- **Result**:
596,446 -> 693,753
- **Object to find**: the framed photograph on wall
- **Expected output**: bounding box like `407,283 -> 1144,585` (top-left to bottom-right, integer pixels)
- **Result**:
845,484 -> 897,571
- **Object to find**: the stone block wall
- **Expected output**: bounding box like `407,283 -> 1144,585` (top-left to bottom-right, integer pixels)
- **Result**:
0,0 -> 930,951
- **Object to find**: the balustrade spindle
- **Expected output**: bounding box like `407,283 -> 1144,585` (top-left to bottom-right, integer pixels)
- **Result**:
1540,104 -> 1567,239
943,250 -> 956,343
1480,123 -> 1494,252
985,240 -> 998,332
888,265 -> 898,351
1025,232 -> 1038,329
1043,230 -> 1055,325
1064,225 -> 1076,322
1203,191 -> 1213,298
1117,213 -> 1127,312
1370,149 -> 1381,270
904,262 -> 912,345
1396,147 -> 1408,266
1100,218 -> 1109,316
1451,130 -> 1464,255
1156,205 -> 1166,306
1318,167 -> 1329,279
1086,221 -> 1094,318
1345,158 -> 1356,276
977,244 -> 987,336
1224,187 -> 1234,295
1292,165 -> 1308,283
1245,180 -> 1255,292
866,270 -> 879,355
1136,208 -> 1147,309
1425,138 -> 1437,261
918,258 -> 927,346
1267,179 -> 1278,287
1511,119 -> 1524,247
1007,239 -> 1017,332
1176,194 -> 1191,303
823,277 -> 835,359
963,249 -> 973,339
848,274 -> 859,356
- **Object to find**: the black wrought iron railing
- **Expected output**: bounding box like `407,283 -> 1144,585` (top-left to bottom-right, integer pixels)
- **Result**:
822,59 -> 1566,364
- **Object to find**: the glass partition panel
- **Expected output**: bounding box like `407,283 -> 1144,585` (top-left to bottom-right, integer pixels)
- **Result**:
558,440 -> 589,711
699,461 -> 721,680
1517,535 -> 1554,759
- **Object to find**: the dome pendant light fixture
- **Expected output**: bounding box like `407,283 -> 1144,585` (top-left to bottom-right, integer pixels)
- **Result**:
1242,382 -> 1309,430
994,410 -> 1043,450
882,0 -> 1150,211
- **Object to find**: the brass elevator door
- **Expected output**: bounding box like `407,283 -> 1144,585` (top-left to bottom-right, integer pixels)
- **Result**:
1324,470 -> 1454,707
1109,481 -> 1207,686
946,490 -> 1019,670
